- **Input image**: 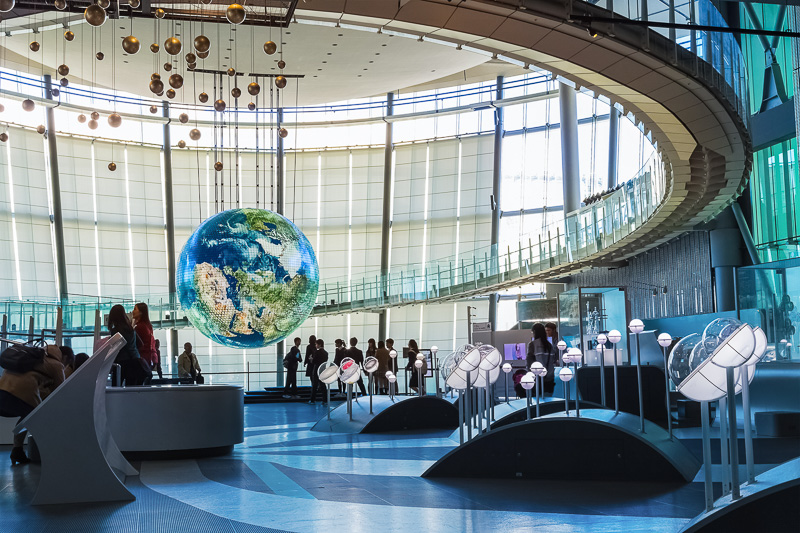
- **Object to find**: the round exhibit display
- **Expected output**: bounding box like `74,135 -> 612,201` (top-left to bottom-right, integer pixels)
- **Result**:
177,208 -> 319,348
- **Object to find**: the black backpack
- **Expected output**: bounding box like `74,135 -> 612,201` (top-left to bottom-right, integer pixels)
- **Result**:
0,344 -> 46,373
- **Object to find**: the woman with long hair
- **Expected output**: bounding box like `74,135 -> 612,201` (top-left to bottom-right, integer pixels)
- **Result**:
405,339 -> 426,394
527,322 -> 555,394
107,304 -> 144,386
132,302 -> 155,384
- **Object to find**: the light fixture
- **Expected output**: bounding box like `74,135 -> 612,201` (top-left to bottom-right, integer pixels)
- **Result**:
710,324 -> 755,368
445,345 -> 480,390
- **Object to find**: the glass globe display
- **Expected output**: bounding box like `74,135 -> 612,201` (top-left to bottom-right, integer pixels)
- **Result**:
667,333 -> 700,388
318,362 -> 340,384
521,372 -> 535,390
339,357 -> 361,383
444,344 -> 480,390
701,317 -> 742,354
177,208 -> 319,348
364,356 -> 378,373
474,344 -> 503,387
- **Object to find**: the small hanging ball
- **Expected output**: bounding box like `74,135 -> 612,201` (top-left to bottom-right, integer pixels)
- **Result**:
57,64 -> 69,76
84,4 -> 107,27
128,0 -> 140,8
231,87 -> 241,98
163,62 -> 172,72
189,128 -> 201,141
264,41 -> 277,55
177,140 -> 186,148
185,52 -> 196,63
179,113 -> 189,124
247,82 -> 260,96
36,125 -> 46,135
64,30 -> 75,42
98,0 -> 110,8
227,67 -> 236,77
277,59 -> 285,70
108,162 -> 117,171
88,119 -> 99,130
60,78 -> 69,87
198,92 -> 209,103
157,91 -> 164,96
108,113 -> 122,128
275,75 -> 287,89
166,89 -> 176,99
214,161 -> 223,171
52,89 -> 60,97
96,51 -> 104,60
187,63 -> 196,71
22,99 -> 35,111
279,128 -> 289,139
150,43 -> 159,53
214,99 -> 226,112
77,114 -> 87,123
194,35 -> 210,53
0,133 -> 8,142
149,79 -> 164,94
122,35 -> 140,54
226,3 -> 246,25
155,8 -> 166,18
149,105 -> 158,114
151,72 -> 161,81
91,111 -> 100,120
168,73 -> 183,89
54,0 -> 66,10
197,50 -> 210,59
0,0 -> 13,11
29,41 -> 40,52
164,37 -> 182,56
247,102 -> 256,111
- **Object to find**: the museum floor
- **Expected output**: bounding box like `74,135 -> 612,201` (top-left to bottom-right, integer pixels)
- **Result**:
0,402 -> 797,533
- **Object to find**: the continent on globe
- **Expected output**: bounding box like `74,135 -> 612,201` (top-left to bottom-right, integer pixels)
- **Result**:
177,209 -> 319,349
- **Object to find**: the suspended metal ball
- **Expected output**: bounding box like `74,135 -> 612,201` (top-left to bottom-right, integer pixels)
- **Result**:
231,87 -> 241,98
275,75 -> 286,89
60,78 -> 69,87
36,125 -> 46,135
122,35 -> 140,54
157,91 -> 164,96
88,119 -> 98,130
22,99 -> 35,111
179,113 -> 189,124
98,0 -> 110,8
168,73 -> 183,89
277,59 -> 285,69
214,161 -> 223,172
0,0 -> 14,12
189,128 -> 201,141
149,79 -> 164,94
198,92 -> 208,103
226,3 -> 246,24
194,35 -> 210,53
177,140 -> 186,148
227,68 -> 236,77
155,8 -> 165,18
263,41 -> 277,55
279,128 -> 288,138
96,51 -> 104,60
108,162 -> 116,171
150,43 -> 159,53
214,99 -> 226,112
57,64 -> 69,76
247,82 -> 260,96
187,63 -> 196,71
52,89 -> 60,97
149,105 -> 158,114
151,72 -> 161,80
64,30 -> 75,42
166,89 -> 176,99
185,53 -> 196,63
0,133 -> 8,142
108,113 -> 122,128
196,50 -> 210,59
29,41 -> 40,52
77,114 -> 87,123
164,62 -> 172,72
128,0 -> 140,8
91,111 -> 100,120
84,4 -> 107,27
54,0 -> 66,10
247,102 -> 255,111
164,37 -> 182,56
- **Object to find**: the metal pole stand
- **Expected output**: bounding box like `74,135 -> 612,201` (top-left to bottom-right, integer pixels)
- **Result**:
417,368 -> 423,397
599,342 -> 606,407
465,372 -> 472,441
504,373 -> 509,404
347,384 -> 353,422
526,387 -> 531,420
564,378 -> 570,416
535,375 -> 541,418
613,346 -> 619,414
662,345 -> 673,439
741,365 -> 755,484
326,385 -> 331,420
458,389 -> 464,445
635,332 -> 645,432
369,374 -> 374,415
726,367 -> 741,500
700,401 -> 714,512
719,397 -> 731,496
574,361 -> 580,418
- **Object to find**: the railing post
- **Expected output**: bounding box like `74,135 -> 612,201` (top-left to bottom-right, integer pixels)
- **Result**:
437,265 -> 441,297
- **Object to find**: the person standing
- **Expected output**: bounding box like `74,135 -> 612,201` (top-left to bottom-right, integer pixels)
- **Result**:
304,335 -> 317,382
365,338 -> 378,394
178,342 -> 202,382
333,339 -> 347,394
132,302 -> 155,384
345,337 -> 367,396
375,340 -> 390,394
406,339 -> 426,394
107,304 -> 144,386
528,323 -> 555,394
282,337 -> 302,398
153,339 -> 163,379
545,322 -> 560,367
308,339 -> 328,403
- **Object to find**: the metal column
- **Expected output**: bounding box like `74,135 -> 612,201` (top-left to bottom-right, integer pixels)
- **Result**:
275,107 -> 285,387
162,103 -> 179,363
559,83 -> 581,214
607,108 -> 620,190
44,75 -> 69,304
488,77 -> 503,331
378,93 -> 394,341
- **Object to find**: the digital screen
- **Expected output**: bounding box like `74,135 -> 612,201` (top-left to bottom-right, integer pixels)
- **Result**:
503,343 -> 527,361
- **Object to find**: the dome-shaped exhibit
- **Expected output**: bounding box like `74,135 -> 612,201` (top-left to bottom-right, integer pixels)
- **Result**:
318,362 -> 340,385
668,333 -> 699,388
473,344 -> 503,388
676,339 -> 740,402
177,208 -> 319,348
444,344 -> 480,390
339,358 -> 361,384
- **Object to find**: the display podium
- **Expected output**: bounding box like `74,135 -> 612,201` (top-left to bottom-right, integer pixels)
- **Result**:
311,395 -> 458,434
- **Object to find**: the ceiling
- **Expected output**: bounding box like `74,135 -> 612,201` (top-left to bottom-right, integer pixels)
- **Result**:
0,11 -> 519,106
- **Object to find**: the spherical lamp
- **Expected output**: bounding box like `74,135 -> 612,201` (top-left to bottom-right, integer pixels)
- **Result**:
502,363 -> 511,373
629,319 -> 644,334
520,372 -> 535,390
657,333 -> 672,348
189,128 -> 201,141
559,367 -> 574,382
226,3 -> 246,24
607,330 -> 622,344
84,4 -> 107,27
122,35 -> 140,54
596,333 -> 607,345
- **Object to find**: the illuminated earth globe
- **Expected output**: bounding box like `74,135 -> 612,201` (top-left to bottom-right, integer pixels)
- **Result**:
177,208 -> 319,348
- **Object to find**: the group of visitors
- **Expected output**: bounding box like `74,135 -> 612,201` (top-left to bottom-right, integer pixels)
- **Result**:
516,322 -> 560,398
282,336 -> 426,402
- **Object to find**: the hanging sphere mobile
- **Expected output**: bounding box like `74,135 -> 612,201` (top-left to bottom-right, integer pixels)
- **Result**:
77,114 -> 87,123
275,75 -> 287,89
88,119 -> 98,129
163,62 -> 172,72
29,41 -> 40,52
198,92 -> 209,103
0,0 -> 14,11
178,113 -> 189,124
64,30 -> 75,41
189,128 -> 201,141
247,82 -> 260,95
98,0 -> 110,8
155,8 -> 165,18
214,161 -> 223,171
264,41 -> 277,55
231,87 -> 241,98
36,125 -> 46,135
57,64 -> 69,76
52,89 -> 60,97
149,105 -> 158,114
279,127 -> 289,138
177,140 -> 186,148
196,50 -> 210,59
151,72 -> 161,80
60,78 -> 69,87
150,43 -> 159,53
22,99 -> 35,111
227,68 -> 236,77
108,113 -> 122,128
214,99 -> 226,112
164,37 -> 182,56
0,133 -> 8,142
84,4 -> 107,27
169,73 -> 184,89
91,111 -> 100,120
122,35 -> 140,54
277,60 -> 285,69
187,63 -> 196,71
128,0 -> 140,7
54,0 -> 66,10
247,102 -> 256,111
185,53 -> 196,64
166,89 -> 176,99
96,52 -> 104,60
226,4 -> 246,25
194,35 -> 210,53
108,162 -> 116,171
149,79 -> 164,94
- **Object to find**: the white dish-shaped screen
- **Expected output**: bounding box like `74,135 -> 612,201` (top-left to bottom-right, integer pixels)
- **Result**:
339,358 -> 361,384
363,356 -> 379,373
677,346 -> 740,402
710,324 -> 755,368
746,326 -> 768,366
445,344 -> 480,390
318,362 -> 340,384
474,344 -> 502,388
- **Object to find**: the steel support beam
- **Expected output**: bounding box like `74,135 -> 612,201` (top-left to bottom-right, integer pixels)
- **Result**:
276,108 -> 285,387
559,84 -> 581,215
608,108 -> 620,190
488,77 -> 503,332
379,93 -> 394,341
161,102 -> 179,363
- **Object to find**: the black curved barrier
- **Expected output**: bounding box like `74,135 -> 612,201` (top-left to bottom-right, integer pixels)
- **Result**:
490,397 -> 605,430
311,395 -> 458,434
424,409 -> 700,483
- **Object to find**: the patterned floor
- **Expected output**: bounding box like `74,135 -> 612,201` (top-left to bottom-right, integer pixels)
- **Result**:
0,402 -> 792,532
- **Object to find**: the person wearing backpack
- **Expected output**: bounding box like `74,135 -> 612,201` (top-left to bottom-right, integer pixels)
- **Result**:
0,344 -> 65,465
282,337 -> 302,398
